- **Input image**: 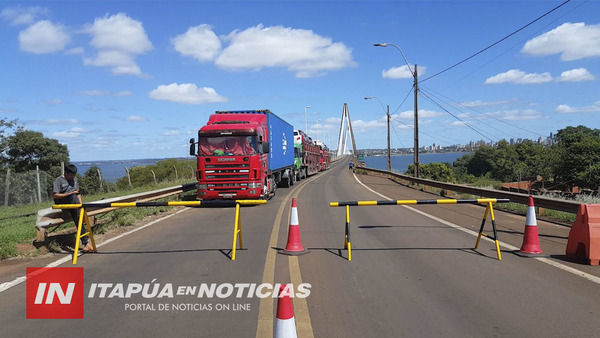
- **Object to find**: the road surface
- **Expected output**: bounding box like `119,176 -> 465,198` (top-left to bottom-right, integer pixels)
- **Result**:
1,158 -> 599,337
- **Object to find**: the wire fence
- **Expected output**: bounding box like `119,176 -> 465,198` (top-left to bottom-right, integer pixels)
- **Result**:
1,161 -> 198,207
1,168 -> 51,207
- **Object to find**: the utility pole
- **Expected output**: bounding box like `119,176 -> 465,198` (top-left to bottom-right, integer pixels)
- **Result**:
413,64 -> 419,178
387,105 -> 391,172
373,43 -> 419,178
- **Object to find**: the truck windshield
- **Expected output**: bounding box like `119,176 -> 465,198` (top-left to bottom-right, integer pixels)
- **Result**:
198,136 -> 258,156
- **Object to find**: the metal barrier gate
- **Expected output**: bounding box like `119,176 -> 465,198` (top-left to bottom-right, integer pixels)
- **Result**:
53,200 -> 266,264
329,198 -> 510,261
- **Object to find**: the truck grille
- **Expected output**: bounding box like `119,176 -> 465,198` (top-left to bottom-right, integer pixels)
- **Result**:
202,163 -> 252,185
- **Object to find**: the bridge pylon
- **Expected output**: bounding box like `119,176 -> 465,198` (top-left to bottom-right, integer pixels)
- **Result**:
336,103 -> 358,158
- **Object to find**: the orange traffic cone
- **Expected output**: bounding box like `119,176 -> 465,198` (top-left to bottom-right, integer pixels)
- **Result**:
274,284 -> 297,338
520,195 -> 543,254
280,198 -> 308,255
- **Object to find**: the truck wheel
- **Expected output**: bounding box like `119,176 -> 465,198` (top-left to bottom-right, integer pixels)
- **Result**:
281,176 -> 290,188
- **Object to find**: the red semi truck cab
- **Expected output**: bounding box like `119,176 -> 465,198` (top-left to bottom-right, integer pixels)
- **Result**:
189,110 -> 295,200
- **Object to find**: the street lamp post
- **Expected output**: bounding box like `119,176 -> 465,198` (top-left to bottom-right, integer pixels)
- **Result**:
304,105 -> 310,133
316,119 -> 321,142
364,97 -> 391,172
374,43 -> 419,178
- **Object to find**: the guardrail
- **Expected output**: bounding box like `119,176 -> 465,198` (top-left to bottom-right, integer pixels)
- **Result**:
35,182 -> 197,242
358,167 -> 581,214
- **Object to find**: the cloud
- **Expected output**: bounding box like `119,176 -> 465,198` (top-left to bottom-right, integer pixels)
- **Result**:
44,99 -> 63,105
1,6 -> 49,25
347,109 -> 441,134
83,13 -> 153,76
461,99 -> 514,108
65,47 -> 84,55
521,22 -> 600,61
52,127 -> 86,138
215,24 -> 356,78
90,136 -> 120,150
148,83 -> 228,104
76,90 -> 132,96
172,24 -> 221,62
382,65 -> 423,79
397,109 -> 443,119
351,119 -> 386,133
19,20 -> 70,54
497,109 -> 543,121
162,130 -> 180,136
556,101 -> 600,114
485,69 -> 552,84
126,115 -> 148,122
29,118 -> 79,125
557,68 -> 595,82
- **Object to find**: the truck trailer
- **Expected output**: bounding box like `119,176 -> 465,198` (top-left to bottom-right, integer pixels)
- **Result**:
293,129 -> 323,180
189,110 -> 296,200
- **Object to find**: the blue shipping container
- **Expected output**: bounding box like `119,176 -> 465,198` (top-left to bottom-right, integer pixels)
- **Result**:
267,111 -> 295,171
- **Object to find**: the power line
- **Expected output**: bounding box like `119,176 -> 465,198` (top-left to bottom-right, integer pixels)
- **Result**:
391,86 -> 414,116
420,90 -> 495,142
389,123 -> 405,148
420,85 -> 544,139
420,0 -> 573,83
437,0 -> 587,91
420,86 -> 509,140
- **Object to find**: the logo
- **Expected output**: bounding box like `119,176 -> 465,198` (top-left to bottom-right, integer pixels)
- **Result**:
26,267 -> 84,319
217,158 -> 235,162
282,133 -> 287,156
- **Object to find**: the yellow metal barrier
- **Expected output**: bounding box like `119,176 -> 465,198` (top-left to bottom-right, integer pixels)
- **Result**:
329,198 -> 509,261
53,200 -> 266,264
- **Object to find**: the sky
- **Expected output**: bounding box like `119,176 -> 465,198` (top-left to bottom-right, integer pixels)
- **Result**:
1,0 -> 599,161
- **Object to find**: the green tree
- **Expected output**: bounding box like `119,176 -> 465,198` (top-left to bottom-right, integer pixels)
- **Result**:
467,145 -> 497,177
410,162 -> 457,183
554,125 -> 600,190
1,130 -> 70,200
1,130 -> 69,172
451,153 -> 474,182
514,140 -> 555,181
492,140 -> 519,182
79,165 -> 111,194
0,118 -> 20,162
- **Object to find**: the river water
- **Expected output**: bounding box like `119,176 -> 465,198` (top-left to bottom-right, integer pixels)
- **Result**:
73,158 -> 170,183
73,152 -> 470,183
363,152 -> 470,174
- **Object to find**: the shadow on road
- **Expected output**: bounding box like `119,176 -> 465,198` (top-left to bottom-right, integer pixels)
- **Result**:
289,246 -> 502,261
93,248 -> 242,260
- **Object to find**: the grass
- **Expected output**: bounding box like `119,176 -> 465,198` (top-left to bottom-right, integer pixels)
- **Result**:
0,179 -> 196,260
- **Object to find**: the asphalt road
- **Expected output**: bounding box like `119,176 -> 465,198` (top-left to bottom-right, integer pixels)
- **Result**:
1,158 -> 600,337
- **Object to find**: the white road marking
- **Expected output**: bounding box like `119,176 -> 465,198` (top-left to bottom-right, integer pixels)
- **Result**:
0,208 -> 188,293
352,172 -> 600,285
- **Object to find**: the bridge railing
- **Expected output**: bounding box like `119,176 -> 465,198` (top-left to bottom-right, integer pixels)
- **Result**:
358,167 -> 580,214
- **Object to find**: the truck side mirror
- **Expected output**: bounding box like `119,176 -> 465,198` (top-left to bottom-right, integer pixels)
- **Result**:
189,138 -> 196,156
262,142 -> 270,154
